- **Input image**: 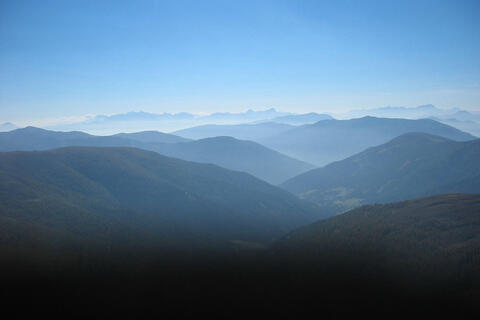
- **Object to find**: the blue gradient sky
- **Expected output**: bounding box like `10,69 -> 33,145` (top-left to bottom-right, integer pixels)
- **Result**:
1,0 -> 479,124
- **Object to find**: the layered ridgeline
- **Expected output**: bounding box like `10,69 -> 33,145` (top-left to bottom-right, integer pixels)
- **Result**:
176,117 -> 475,166
267,113 -> 333,125
262,116 -> 475,165
272,194 -> 480,288
151,136 -> 314,184
113,131 -> 191,143
173,122 -> 295,141
0,126 -> 190,151
282,133 -> 480,213
0,127 -> 312,184
172,113 -> 333,139
0,147 -> 324,258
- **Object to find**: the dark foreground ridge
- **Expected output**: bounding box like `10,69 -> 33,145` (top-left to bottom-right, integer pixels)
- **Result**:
0,146 -> 323,247
1,194 -> 479,317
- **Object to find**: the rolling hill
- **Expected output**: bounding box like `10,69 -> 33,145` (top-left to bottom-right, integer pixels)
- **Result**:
0,147 -> 325,257
282,132 -> 480,213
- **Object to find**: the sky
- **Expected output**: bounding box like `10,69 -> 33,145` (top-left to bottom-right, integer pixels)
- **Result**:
1,0 -> 480,125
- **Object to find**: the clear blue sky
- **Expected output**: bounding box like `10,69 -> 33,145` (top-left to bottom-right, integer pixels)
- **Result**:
1,0 -> 479,124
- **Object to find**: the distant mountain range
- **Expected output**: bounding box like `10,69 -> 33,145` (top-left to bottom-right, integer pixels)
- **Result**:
90,111 -> 195,122
341,104 -> 479,120
0,122 -> 17,132
257,112 -> 333,125
261,116 -> 475,165
201,108 -> 291,122
173,114 -> 334,140
177,116 -> 475,166
343,104 -> 456,118
113,130 -> 191,144
43,108 -> 295,134
173,122 -> 295,141
341,104 -> 480,137
0,127 -> 312,184
7,105 -> 479,137
87,108 -> 296,124
41,109 -> 338,135
0,147 -> 325,256
430,115 -> 480,137
282,132 -> 480,213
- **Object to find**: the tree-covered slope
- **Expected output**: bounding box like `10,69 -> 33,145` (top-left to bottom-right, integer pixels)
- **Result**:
0,147 -> 325,256
282,133 -> 480,213
272,194 -> 480,281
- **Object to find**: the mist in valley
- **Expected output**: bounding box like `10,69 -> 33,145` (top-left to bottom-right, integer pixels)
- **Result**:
1,0 -> 480,317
